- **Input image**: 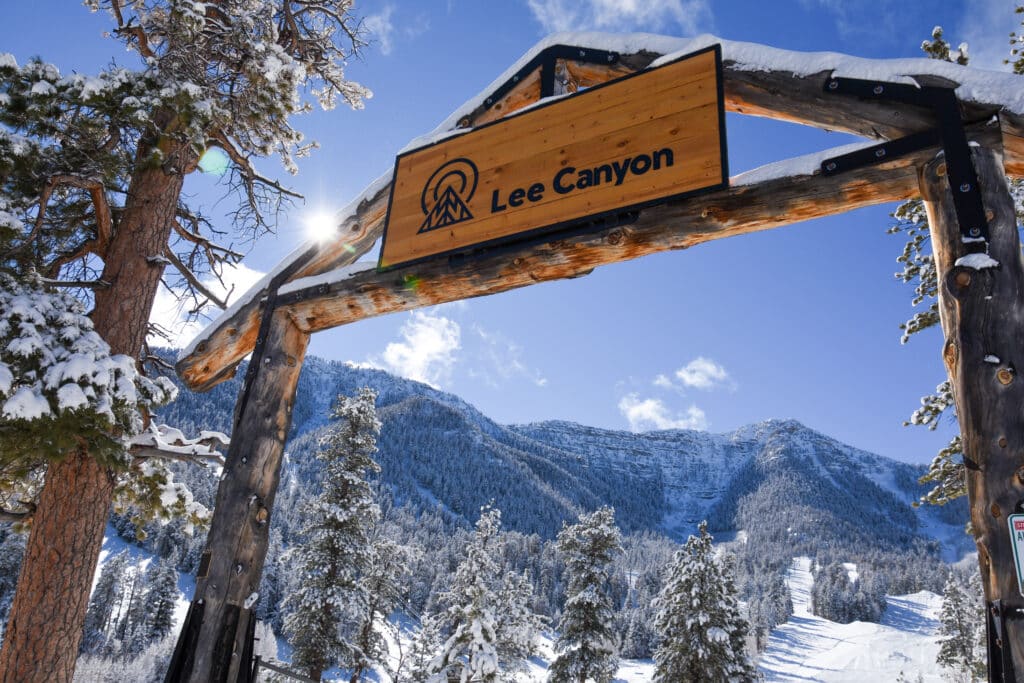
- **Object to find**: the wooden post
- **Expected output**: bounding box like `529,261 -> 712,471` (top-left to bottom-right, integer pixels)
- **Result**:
170,308 -> 309,683
920,146 -> 1024,677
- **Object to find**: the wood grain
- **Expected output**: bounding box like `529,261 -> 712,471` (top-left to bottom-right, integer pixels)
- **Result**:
920,148 -> 1024,676
380,48 -> 725,269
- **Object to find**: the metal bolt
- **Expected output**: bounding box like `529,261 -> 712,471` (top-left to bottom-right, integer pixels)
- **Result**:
241,457 -> 247,463
828,80 -> 839,90
513,75 -> 519,82
960,183 -> 971,193
607,54 -> 614,62
875,148 -> 886,158
825,161 -> 837,172
873,85 -> 884,95
485,98 -> 492,106
579,50 -> 586,57
969,227 -> 981,237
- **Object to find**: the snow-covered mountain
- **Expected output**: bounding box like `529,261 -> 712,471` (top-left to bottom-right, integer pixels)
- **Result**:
158,354 -> 969,557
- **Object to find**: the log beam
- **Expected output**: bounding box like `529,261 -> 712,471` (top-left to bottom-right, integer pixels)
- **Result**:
177,49 -> 1024,391
920,147 -> 1024,677
175,309 -> 310,683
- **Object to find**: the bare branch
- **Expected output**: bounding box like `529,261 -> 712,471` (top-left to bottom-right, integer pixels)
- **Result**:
211,131 -> 304,200
164,246 -> 229,309
38,277 -> 111,289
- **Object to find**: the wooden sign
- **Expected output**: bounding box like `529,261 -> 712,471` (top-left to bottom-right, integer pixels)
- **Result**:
378,44 -> 728,271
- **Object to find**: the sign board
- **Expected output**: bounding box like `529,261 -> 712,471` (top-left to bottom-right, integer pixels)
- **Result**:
378,44 -> 728,271
1010,514 -> 1024,597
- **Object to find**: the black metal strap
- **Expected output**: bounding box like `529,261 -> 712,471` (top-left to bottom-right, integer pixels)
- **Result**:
483,44 -> 620,106
821,76 -> 990,243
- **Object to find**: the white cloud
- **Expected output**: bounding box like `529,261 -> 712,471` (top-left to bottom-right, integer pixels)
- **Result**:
148,262 -> 266,349
363,311 -> 461,388
526,0 -> 711,34
674,356 -> 731,390
960,0 -> 1021,70
470,325 -> 547,388
653,373 -> 674,389
619,393 -> 707,431
365,6 -> 396,55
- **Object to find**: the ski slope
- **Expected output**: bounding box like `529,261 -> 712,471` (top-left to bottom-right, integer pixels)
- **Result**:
759,557 -> 944,682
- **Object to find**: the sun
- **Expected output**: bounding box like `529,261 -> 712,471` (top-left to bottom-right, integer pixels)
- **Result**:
303,209 -> 338,244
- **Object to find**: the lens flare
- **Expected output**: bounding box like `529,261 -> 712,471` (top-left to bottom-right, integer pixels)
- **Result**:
198,147 -> 230,175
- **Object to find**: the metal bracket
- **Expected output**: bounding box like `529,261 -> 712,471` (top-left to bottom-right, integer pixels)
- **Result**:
821,76 -> 989,244
483,44 -> 620,107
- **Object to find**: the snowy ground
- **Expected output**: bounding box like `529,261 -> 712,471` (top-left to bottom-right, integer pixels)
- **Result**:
93,532 -> 944,682
759,557 -> 944,682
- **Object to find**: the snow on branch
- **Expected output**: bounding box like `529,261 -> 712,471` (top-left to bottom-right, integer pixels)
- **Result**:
129,423 -> 229,467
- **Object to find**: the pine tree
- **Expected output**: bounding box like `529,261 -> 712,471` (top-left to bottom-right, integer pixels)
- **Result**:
141,558 -> 180,646
549,506 -> 622,683
0,2 -> 370,677
282,387 -> 382,681
348,535 -> 416,683
652,521 -> 756,683
936,572 -> 985,682
493,569 -> 544,676
81,551 -> 129,655
407,613 -> 442,683
429,506 -> 503,683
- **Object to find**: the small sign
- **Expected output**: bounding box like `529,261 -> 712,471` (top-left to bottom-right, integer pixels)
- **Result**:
1009,514 -> 1024,596
378,44 -> 728,271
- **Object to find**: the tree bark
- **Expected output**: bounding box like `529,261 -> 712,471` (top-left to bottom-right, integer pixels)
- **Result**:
920,147 -> 1024,676
0,143 -> 187,682
180,310 -> 309,683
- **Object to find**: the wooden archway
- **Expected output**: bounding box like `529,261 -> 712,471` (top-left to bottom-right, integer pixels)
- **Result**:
167,34 -> 1024,682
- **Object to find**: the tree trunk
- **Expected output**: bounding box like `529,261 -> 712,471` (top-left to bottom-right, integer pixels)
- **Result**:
0,144 -> 187,682
179,310 -> 309,683
920,147 -> 1024,677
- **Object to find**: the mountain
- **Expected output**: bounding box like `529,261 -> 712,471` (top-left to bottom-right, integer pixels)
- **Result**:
156,353 -> 969,555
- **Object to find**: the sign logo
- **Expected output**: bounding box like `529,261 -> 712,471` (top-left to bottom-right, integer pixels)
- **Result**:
419,158 -> 479,234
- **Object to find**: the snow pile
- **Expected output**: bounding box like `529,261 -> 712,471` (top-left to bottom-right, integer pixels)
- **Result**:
0,274 -> 177,465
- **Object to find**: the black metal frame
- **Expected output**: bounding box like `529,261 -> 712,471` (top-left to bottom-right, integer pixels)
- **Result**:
820,76 -> 990,244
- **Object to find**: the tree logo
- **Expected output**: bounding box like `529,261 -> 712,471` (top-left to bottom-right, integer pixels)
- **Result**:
418,158 -> 478,234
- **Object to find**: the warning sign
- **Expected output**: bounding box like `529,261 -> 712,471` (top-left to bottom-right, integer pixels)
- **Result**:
1008,514 -> 1024,597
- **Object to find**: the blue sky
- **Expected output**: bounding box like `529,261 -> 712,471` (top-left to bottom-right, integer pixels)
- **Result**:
3,0 -> 1021,463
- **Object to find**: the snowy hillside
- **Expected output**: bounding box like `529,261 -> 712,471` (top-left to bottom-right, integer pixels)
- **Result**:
156,353 -> 969,556
760,557 -> 944,682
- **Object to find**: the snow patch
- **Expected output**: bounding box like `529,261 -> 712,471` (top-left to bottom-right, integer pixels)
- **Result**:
955,252 -> 1000,269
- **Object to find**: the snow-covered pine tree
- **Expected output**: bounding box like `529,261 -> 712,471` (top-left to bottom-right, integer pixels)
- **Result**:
652,521 -> 756,683
937,571 -> 986,682
407,613 -> 443,683
348,534 -> 416,683
81,551 -> 129,655
429,505 -> 503,683
0,2 -> 370,677
549,506 -> 622,683
282,387 -> 382,681
141,558 -> 180,647
493,568 -> 544,676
